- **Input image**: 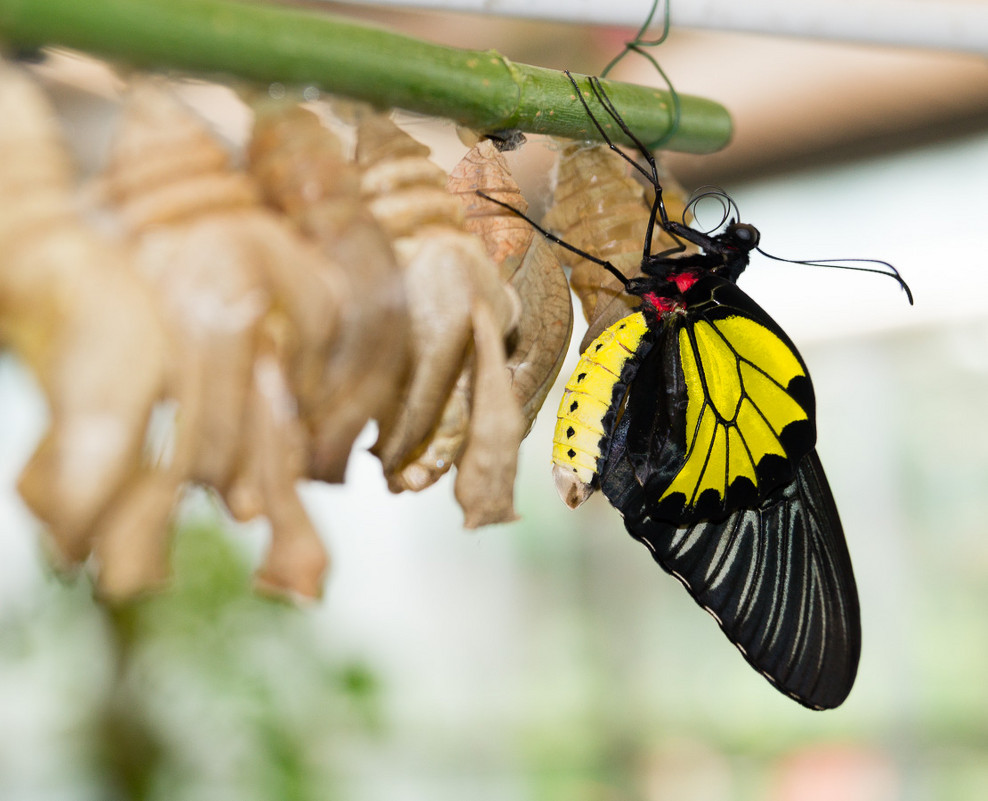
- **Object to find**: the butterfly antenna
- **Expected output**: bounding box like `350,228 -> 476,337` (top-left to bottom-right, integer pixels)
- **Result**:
475,190 -> 631,288
756,248 -> 914,305
685,186 -> 741,233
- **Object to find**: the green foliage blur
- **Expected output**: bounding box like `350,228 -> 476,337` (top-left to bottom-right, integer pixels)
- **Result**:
0,514 -> 382,801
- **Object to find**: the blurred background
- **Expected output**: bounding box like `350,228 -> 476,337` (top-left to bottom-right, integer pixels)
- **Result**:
1,1 -> 987,799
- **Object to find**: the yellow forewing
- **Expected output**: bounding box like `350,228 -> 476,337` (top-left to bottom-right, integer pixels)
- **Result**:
678,329 -> 701,449
692,321 -> 743,420
713,317 -> 804,387
553,312 -> 649,487
736,398 -> 787,459
670,407 -> 716,504
660,313 -> 809,509
727,427 -> 756,485
700,424 -> 729,499
740,362 -> 807,435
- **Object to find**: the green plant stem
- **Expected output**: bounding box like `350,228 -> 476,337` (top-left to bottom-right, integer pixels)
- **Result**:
0,0 -> 731,153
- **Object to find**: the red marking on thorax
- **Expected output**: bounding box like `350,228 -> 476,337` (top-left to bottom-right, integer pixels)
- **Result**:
641,271 -> 698,317
642,291 -> 679,314
672,273 -> 698,293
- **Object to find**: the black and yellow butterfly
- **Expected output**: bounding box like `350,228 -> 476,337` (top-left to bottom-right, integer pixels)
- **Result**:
483,73 -> 908,709
549,203 -> 862,708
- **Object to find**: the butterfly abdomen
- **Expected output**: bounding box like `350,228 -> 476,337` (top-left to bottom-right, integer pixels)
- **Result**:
552,311 -> 653,508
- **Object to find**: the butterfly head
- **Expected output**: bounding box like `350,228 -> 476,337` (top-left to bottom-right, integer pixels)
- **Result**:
720,222 -> 760,251
709,221 -> 760,282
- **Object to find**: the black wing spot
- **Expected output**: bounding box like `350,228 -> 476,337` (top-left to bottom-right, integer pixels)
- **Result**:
570,400 -> 579,413
567,448 -> 577,459
566,426 -> 576,438
576,372 -> 587,383
594,343 -> 604,352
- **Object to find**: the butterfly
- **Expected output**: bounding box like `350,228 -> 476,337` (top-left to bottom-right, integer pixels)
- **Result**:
482,72 -> 910,709
554,215 -> 864,710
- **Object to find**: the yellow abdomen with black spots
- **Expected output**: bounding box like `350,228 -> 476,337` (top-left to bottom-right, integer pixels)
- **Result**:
552,312 -> 649,508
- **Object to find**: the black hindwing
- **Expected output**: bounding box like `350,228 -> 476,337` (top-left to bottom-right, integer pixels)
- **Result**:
602,448 -> 860,710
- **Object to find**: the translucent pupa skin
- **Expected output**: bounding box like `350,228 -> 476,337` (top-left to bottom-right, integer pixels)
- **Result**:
96,80 -> 343,599
447,138 -> 573,432
543,142 -> 689,350
0,62 -> 170,566
247,102 -> 410,484
355,114 -> 522,520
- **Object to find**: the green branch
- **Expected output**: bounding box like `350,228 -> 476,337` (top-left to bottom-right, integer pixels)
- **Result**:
0,0 -> 732,153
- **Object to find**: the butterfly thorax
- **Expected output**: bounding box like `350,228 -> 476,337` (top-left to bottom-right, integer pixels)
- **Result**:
639,221 -> 759,289
631,280 -> 685,321
626,268 -> 703,326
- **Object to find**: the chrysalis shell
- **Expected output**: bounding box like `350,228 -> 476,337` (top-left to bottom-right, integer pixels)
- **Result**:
355,114 -> 521,508
0,62 -> 169,565
247,102 -> 410,483
96,79 -> 341,598
447,138 -> 573,431
453,299 -> 524,528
